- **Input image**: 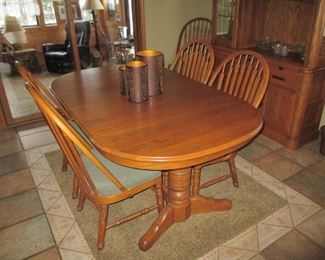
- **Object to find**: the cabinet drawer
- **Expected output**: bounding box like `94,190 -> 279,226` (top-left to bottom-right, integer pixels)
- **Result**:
268,63 -> 303,90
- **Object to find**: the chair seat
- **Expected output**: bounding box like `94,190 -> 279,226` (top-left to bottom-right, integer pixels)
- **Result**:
81,149 -> 161,196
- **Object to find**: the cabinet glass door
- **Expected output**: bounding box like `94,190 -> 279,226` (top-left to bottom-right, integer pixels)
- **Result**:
216,0 -> 235,39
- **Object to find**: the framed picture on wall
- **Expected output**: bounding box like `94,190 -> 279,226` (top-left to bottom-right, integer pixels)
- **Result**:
54,1 -> 82,23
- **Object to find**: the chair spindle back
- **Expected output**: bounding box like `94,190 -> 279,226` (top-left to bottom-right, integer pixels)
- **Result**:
208,50 -> 270,108
170,40 -> 215,85
176,17 -> 212,53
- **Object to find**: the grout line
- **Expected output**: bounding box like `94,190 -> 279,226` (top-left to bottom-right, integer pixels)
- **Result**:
0,212 -> 45,232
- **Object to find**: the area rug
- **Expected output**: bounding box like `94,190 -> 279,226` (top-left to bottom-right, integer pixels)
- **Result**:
45,150 -> 286,259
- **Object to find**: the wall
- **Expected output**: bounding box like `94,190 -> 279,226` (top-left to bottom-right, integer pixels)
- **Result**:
144,0 -> 212,66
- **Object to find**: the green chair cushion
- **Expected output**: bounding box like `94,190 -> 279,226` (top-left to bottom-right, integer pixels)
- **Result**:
81,149 -> 161,196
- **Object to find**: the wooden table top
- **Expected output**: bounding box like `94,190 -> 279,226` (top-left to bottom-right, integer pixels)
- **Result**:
52,66 -> 263,170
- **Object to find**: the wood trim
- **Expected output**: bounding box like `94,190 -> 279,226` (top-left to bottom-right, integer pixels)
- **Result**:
132,0 -> 146,51
64,0 -> 81,71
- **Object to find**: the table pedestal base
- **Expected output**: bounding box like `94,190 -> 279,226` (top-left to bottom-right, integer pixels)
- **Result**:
138,168 -> 232,251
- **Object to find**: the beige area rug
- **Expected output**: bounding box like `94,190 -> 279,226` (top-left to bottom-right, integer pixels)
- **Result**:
46,150 -> 286,260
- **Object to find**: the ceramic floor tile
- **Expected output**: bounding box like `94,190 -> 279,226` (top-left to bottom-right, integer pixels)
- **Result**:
38,189 -> 62,212
59,248 -> 94,260
27,246 -> 61,260
59,223 -> 91,254
296,209 -> 325,248
284,168 -> 325,205
285,185 -> 318,206
257,223 -> 291,251
47,195 -> 74,218
25,150 -> 44,166
0,189 -> 43,229
200,247 -> 219,260
30,168 -> 52,186
0,151 -> 28,176
289,204 -> 320,227
235,156 -> 252,176
47,214 -> 75,244
260,229 -> 325,260
16,121 -> 49,137
238,142 -> 273,162
252,166 -> 281,184
20,130 -> 56,150
0,137 -> 22,157
249,254 -> 265,260
0,215 -> 55,260
38,174 -> 61,191
308,159 -> 325,178
254,135 -> 283,151
257,181 -> 287,200
27,143 -> 57,156
0,169 -> 35,199
30,156 -> 52,171
321,201 -> 325,209
219,246 -> 256,260
253,153 -> 303,181
0,127 -> 17,142
224,225 -> 258,251
261,206 -> 292,228
277,145 -> 323,167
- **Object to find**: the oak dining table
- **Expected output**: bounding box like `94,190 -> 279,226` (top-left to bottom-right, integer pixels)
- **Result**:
51,66 -> 263,251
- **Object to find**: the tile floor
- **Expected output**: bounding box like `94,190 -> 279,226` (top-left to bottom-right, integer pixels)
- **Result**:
0,121 -> 324,259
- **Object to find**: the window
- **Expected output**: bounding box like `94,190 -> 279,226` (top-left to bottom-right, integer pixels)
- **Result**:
107,0 -> 121,22
0,0 -> 39,27
41,0 -> 56,25
79,0 -> 93,21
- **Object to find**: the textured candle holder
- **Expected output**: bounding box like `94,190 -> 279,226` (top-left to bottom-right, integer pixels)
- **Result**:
119,65 -> 126,95
136,50 -> 164,96
125,61 -> 148,103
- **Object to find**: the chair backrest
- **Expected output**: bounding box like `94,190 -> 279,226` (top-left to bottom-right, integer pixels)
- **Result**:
65,20 -> 90,46
208,50 -> 270,108
170,40 -> 215,85
176,17 -> 212,53
24,81 -> 131,202
15,61 -> 72,120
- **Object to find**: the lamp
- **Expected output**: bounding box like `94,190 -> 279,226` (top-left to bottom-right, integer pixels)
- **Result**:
2,16 -> 27,48
82,0 -> 104,51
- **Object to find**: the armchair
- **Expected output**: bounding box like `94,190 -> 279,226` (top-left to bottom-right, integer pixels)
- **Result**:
43,21 -> 91,73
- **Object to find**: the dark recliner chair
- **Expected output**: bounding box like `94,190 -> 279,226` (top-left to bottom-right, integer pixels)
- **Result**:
43,21 -> 91,73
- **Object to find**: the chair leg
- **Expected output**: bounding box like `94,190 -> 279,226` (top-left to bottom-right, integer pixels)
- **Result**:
77,189 -> 86,211
97,205 -> 109,250
192,166 -> 201,196
154,180 -> 164,212
228,156 -> 239,187
61,155 -> 68,172
72,175 -> 79,199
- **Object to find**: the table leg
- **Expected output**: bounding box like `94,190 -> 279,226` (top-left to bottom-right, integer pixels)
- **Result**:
191,164 -> 232,214
138,168 -> 192,251
191,195 -> 231,213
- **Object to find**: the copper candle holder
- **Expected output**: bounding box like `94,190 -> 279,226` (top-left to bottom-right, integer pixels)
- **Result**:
125,61 -> 148,103
136,50 -> 164,96
119,65 -> 126,95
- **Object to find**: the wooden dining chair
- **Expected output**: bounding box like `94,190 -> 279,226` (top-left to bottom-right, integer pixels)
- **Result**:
176,17 -> 212,53
15,61 -> 73,173
24,81 -> 164,250
170,40 -> 215,85
192,50 -> 270,194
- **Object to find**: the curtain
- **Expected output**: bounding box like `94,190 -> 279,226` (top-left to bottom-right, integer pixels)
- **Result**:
0,0 -> 39,27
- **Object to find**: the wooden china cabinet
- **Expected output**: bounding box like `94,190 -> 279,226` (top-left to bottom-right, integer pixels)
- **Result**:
211,0 -> 325,149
